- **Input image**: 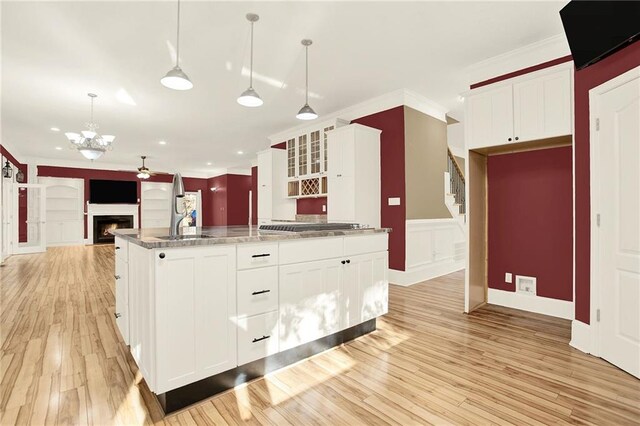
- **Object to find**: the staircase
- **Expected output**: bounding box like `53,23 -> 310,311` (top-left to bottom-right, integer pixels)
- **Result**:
444,148 -> 466,228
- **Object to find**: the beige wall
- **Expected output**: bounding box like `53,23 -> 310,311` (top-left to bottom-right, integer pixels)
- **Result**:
404,106 -> 451,219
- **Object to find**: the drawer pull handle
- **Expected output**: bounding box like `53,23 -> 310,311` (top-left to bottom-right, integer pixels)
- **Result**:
114,275 -> 121,280
252,335 -> 270,343
252,289 -> 271,296
114,312 -> 122,319
251,253 -> 271,258
115,246 -> 121,250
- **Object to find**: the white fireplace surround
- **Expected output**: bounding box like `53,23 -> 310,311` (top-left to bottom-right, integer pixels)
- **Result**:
86,203 -> 139,244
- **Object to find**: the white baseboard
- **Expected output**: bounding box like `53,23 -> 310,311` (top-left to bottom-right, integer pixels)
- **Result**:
389,260 -> 465,287
570,320 -> 594,354
487,288 -> 574,320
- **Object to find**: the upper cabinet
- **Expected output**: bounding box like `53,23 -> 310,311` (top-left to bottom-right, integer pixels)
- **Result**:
270,118 -> 348,199
257,148 -> 295,223
466,66 -> 572,150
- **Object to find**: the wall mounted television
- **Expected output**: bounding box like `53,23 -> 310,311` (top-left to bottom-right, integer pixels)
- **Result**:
89,179 -> 137,204
560,1 -> 640,70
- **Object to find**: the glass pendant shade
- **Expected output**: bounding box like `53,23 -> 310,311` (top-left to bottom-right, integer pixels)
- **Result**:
15,169 -> 25,183
65,132 -> 81,143
237,87 -> 263,107
296,103 -> 318,120
161,66 -> 193,90
79,147 -> 105,160
137,171 -> 150,179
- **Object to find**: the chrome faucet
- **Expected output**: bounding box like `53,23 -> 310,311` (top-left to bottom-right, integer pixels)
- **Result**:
169,173 -> 186,238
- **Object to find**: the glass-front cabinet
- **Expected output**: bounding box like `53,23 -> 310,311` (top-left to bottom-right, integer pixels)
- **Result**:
273,119 -> 347,199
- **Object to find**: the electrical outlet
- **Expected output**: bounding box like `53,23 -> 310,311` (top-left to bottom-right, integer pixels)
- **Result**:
505,272 -> 512,283
516,275 -> 537,295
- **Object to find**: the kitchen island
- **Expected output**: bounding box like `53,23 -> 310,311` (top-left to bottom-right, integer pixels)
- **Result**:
112,225 -> 389,413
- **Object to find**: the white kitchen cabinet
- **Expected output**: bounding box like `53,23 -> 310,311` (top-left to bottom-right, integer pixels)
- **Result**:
327,124 -> 381,227
279,258 -> 343,351
466,85 -> 514,149
114,252 -> 129,344
465,66 -> 572,150
154,245 -> 237,393
342,251 -> 389,329
257,149 -> 295,222
513,68 -> 572,142
141,182 -> 171,228
237,311 -> 279,365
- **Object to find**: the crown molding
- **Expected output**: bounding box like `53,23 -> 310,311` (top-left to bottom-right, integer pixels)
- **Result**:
268,88 -> 448,142
466,33 -> 571,87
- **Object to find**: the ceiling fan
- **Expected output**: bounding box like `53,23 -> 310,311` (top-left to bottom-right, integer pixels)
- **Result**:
136,156 -> 156,179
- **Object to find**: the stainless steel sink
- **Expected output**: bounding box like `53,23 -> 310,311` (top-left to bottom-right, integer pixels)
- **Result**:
156,234 -> 214,240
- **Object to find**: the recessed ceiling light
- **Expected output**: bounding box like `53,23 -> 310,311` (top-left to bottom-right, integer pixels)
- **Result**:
55,146 -> 63,150
51,127 -> 60,132
206,162 -> 212,166
237,150 -> 244,155
158,140 -> 167,145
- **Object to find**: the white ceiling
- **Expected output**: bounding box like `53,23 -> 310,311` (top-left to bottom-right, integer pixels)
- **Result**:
1,1 -> 567,177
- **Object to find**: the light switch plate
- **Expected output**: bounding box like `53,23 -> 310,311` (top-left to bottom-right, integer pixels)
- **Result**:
388,197 -> 401,206
322,204 -> 326,212
505,272 -> 512,283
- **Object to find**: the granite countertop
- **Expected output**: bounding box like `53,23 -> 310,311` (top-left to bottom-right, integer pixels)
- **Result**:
112,226 -> 391,249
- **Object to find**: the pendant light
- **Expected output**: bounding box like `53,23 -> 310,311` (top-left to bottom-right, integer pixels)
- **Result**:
161,0 -> 193,90
2,161 -> 12,179
237,13 -> 263,107
296,39 -> 318,120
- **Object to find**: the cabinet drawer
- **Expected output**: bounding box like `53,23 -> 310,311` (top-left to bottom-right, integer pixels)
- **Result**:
114,237 -> 128,261
237,267 -> 278,317
237,243 -> 279,270
115,259 -> 129,305
344,233 -> 388,256
279,237 -> 344,265
237,311 -> 279,366
115,303 -> 129,345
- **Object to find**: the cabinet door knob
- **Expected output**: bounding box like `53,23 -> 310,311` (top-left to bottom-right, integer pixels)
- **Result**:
341,260 -> 346,265
159,253 -> 166,259
114,312 -> 122,319
252,335 -> 271,343
114,275 -> 121,280
337,174 -> 342,177
346,259 -> 351,264
115,246 -> 120,250
508,138 -> 512,142
515,137 -> 519,141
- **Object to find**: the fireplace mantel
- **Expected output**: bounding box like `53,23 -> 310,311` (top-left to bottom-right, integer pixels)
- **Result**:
86,203 -> 139,244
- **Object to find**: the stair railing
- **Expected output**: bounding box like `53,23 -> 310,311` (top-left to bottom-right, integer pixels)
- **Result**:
447,149 -> 466,216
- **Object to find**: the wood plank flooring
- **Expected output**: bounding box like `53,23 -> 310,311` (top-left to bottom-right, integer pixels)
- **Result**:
1,245 -> 639,425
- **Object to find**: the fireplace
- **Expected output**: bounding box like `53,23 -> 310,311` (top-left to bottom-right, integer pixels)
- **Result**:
93,215 -> 134,244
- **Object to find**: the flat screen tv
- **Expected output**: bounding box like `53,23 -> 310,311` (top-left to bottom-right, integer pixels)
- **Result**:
89,179 -> 137,204
560,1 -> 640,70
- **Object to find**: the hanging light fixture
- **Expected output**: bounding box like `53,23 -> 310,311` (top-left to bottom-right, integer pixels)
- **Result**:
15,168 -> 25,183
296,39 -> 318,120
64,93 -> 115,161
2,161 -> 12,179
237,13 -> 263,107
137,156 -> 152,179
161,0 -> 193,90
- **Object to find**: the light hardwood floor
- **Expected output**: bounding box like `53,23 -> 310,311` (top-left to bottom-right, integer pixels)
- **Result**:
1,245 -> 639,425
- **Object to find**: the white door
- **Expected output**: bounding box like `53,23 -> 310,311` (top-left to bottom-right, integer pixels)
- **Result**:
342,251 -> 389,328
466,85 -> 514,149
279,258 -> 342,351
591,66 -> 640,378
13,184 -> 46,254
1,179 -> 14,259
155,246 -> 237,393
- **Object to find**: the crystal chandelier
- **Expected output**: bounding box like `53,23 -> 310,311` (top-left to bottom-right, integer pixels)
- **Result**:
65,93 -> 115,160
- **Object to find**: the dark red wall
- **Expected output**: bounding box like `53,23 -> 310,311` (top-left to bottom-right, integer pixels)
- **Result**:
207,174 -> 251,226
297,197 -> 326,215
352,106 -> 406,271
37,166 -> 210,238
573,41 -> 640,323
251,166 -> 258,225
1,145 -> 28,242
487,146 -> 573,301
